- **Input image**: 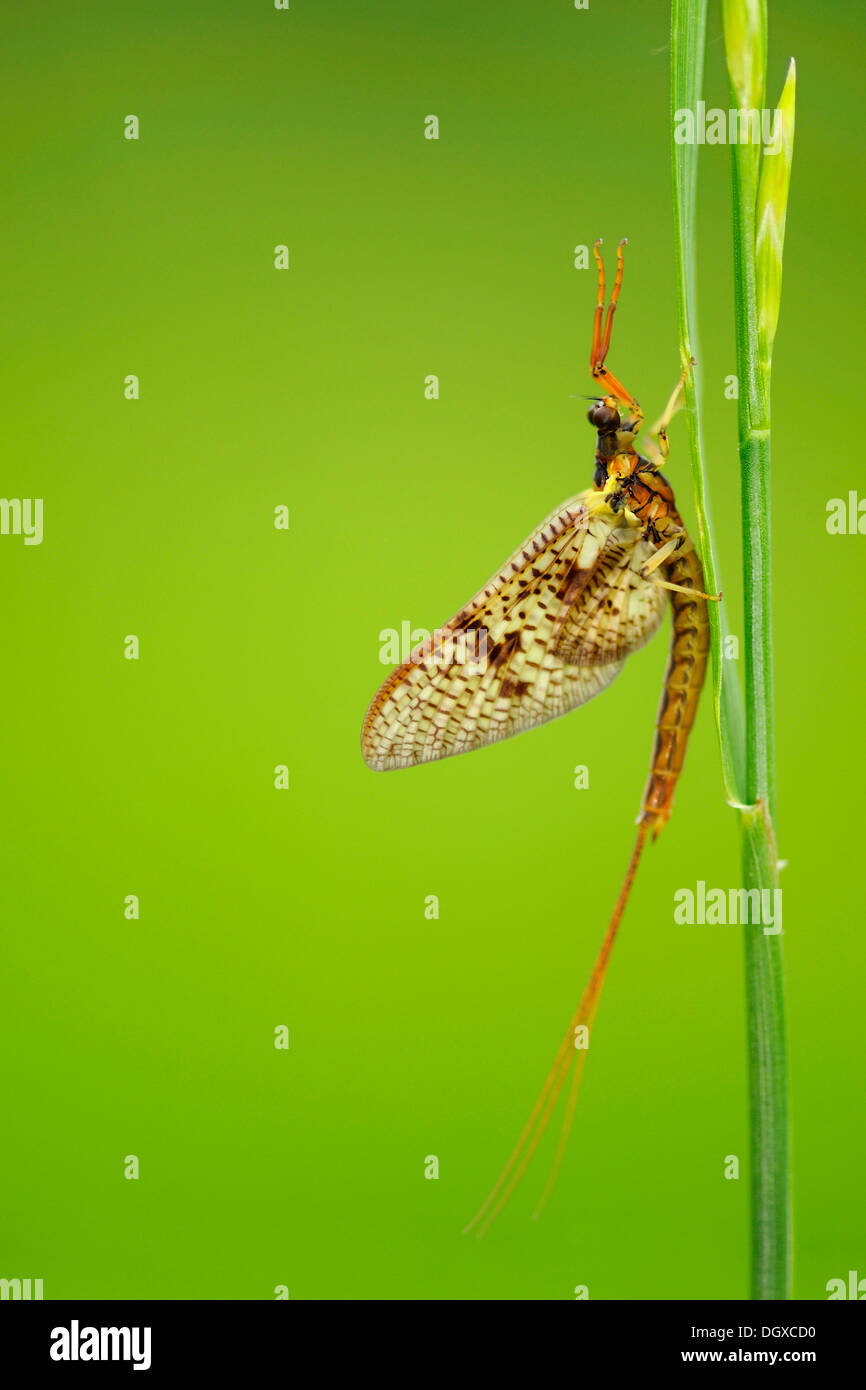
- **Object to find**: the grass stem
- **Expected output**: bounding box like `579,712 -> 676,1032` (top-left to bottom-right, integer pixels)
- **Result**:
671,0 -> 795,1300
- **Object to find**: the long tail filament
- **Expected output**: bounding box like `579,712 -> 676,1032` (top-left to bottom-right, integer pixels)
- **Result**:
463,818 -> 649,1239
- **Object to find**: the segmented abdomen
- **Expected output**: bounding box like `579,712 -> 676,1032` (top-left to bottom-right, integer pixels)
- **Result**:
640,542 -> 710,836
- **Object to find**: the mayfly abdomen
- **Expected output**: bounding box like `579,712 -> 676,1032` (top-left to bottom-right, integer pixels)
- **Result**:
640,544 -> 710,835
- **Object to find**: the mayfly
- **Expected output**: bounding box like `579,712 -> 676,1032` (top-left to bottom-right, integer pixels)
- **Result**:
362,239 -> 719,1235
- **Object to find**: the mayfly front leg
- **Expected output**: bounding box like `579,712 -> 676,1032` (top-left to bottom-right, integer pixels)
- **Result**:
590,238 -> 643,428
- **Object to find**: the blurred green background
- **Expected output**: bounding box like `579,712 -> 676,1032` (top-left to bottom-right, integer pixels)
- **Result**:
2,0 -> 863,1300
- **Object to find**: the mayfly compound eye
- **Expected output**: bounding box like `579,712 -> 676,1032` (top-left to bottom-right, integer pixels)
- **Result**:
588,402 -> 621,432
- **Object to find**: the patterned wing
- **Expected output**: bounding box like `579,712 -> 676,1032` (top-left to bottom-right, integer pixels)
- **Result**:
361,491 -> 667,770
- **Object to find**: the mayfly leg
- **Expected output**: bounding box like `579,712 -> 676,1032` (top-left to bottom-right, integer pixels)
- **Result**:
597,237 -> 625,365
590,237 -> 607,369
645,357 -> 694,465
590,239 -> 642,421
642,533 -> 722,601
651,576 -> 722,601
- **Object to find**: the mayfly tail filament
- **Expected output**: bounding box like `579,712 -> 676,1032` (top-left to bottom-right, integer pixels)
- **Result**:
464,819 -> 649,1239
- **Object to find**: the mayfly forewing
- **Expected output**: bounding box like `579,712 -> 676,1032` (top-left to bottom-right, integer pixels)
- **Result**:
363,492 -> 593,770
361,494 -> 663,771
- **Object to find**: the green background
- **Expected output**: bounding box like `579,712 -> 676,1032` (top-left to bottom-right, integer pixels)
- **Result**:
3,0 -> 863,1300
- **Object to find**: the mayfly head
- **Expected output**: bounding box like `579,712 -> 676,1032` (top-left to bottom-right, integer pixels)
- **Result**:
589,396 -> 641,489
